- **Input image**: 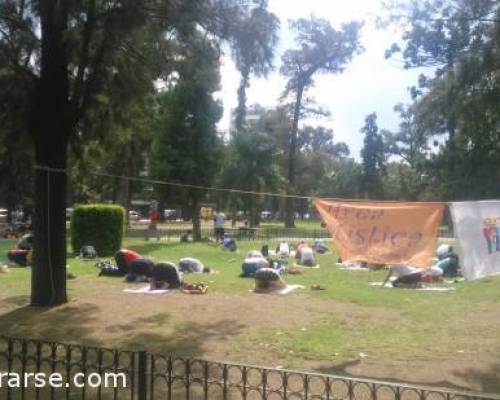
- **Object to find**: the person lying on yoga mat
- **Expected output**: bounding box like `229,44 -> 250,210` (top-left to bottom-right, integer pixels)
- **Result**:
383,265 -> 443,288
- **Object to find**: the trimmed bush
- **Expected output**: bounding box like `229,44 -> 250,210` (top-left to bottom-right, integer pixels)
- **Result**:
71,204 -> 125,256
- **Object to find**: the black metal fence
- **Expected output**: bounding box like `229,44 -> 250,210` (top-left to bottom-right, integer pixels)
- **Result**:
126,227 -> 333,242
127,227 -> 455,242
1,336 -> 498,400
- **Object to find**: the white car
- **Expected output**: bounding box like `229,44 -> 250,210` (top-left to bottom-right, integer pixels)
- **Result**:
128,211 -> 141,221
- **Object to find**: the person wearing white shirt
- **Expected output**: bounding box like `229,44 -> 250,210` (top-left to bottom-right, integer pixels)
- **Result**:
213,211 -> 226,242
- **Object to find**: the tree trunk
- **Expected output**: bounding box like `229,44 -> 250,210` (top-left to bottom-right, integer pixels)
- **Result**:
235,68 -> 250,132
249,194 -> 258,228
191,196 -> 201,241
30,0 -> 70,306
284,85 -> 304,228
117,143 -> 132,227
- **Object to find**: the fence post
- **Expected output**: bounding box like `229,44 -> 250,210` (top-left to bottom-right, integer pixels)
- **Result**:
137,350 -> 148,400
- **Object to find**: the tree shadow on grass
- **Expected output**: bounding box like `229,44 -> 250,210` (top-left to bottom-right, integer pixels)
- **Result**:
451,363 -> 500,394
121,315 -> 246,359
316,361 -> 500,395
0,301 -> 101,346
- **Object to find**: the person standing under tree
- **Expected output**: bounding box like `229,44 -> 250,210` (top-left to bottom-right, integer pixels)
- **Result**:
146,204 -> 161,241
213,210 -> 226,242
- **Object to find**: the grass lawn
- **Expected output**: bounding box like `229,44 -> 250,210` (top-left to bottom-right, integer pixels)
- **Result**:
0,238 -> 499,393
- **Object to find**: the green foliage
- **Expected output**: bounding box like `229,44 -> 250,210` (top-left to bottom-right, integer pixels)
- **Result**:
230,1 -> 280,130
385,0 -> 500,201
71,204 -> 125,256
280,16 -> 363,226
361,113 -> 386,199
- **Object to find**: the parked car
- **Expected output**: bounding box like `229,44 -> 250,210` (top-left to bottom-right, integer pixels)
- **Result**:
260,211 -> 273,220
128,210 -> 141,221
163,209 -> 177,220
0,208 -> 7,224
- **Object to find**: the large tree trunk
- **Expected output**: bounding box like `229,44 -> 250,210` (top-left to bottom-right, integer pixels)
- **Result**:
31,0 -> 70,306
284,85 -> 304,228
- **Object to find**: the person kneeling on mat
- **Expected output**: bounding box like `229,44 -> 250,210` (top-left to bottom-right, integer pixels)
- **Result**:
435,244 -> 460,277
253,268 -> 286,293
179,258 -> 204,274
115,249 -> 141,275
241,253 -> 269,277
296,244 -> 315,267
126,258 -> 155,282
151,262 -> 182,290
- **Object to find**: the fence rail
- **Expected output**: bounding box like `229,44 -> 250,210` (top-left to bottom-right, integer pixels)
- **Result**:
126,226 -> 455,241
0,336 -> 497,400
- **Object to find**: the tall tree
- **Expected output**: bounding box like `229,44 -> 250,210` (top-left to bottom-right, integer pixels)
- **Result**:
150,31 -> 223,241
384,0 -> 500,198
0,0 -> 252,306
280,17 -> 362,227
230,1 -> 279,131
218,129 -> 281,227
360,113 -> 386,199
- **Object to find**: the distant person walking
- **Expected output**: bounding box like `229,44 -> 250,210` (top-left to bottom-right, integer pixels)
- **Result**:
146,205 -> 161,241
213,210 -> 226,242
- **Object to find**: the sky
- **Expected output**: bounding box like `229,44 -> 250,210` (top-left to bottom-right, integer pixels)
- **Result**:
215,0 -> 433,159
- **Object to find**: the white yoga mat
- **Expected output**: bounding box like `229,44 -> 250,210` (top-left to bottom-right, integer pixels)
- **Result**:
370,282 -> 455,291
277,284 -> 305,295
293,263 -> 320,269
124,286 -> 169,294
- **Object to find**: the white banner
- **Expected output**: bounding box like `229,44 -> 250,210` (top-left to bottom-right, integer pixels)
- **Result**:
450,201 -> 500,280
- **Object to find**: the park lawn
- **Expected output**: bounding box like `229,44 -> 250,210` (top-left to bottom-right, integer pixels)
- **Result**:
1,238 -> 500,392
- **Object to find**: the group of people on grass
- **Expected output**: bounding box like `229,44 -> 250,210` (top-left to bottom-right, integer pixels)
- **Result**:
239,240 -> 328,293
97,249 -> 211,293
3,217 -> 460,292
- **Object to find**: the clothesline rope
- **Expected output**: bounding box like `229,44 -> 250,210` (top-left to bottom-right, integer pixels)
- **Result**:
34,165 -> 450,204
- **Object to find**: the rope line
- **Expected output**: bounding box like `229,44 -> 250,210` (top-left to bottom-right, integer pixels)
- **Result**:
34,165 -> 450,204
88,170 -> 313,200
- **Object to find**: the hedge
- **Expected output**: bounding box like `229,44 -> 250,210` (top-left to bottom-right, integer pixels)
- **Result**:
71,204 -> 125,256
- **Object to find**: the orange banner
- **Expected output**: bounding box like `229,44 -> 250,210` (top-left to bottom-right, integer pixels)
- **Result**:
314,198 -> 445,267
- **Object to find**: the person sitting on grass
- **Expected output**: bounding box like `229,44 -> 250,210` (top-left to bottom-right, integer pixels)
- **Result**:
222,235 -> 237,252
312,239 -> 329,254
253,268 -> 287,293
435,244 -> 460,277
150,262 -> 182,290
7,232 -> 34,267
276,242 -> 290,258
295,242 -> 315,267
